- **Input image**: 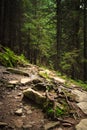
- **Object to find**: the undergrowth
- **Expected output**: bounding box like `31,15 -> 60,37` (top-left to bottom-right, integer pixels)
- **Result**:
0,46 -> 29,67
55,71 -> 87,91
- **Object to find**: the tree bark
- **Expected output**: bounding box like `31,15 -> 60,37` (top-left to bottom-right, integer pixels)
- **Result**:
56,0 -> 61,69
0,0 -> 5,44
83,0 -> 87,81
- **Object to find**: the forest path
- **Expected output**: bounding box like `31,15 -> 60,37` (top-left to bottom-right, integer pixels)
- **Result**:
0,64 -> 87,130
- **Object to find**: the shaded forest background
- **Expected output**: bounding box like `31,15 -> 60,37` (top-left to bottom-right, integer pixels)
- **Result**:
0,0 -> 87,82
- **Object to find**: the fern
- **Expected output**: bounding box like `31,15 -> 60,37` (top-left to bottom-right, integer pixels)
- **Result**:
0,46 -> 29,67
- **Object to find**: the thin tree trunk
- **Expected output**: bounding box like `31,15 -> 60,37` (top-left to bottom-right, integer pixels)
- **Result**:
71,0 -> 80,79
0,0 -> 5,44
56,0 -> 61,69
84,0 -> 87,81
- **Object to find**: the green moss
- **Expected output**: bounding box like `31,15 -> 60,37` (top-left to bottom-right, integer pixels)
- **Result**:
55,107 -> 65,116
39,71 -> 49,79
47,108 -> 54,117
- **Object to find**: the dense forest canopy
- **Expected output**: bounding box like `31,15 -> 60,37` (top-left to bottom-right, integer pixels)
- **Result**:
0,0 -> 87,82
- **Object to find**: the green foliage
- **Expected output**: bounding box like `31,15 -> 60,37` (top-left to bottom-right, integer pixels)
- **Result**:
56,71 -> 87,90
39,71 -> 50,79
0,0 -> 85,81
43,100 -> 67,118
22,0 -> 56,66
60,50 -> 80,75
43,94 -> 67,118
43,100 -> 54,116
0,47 -> 29,67
0,47 -> 17,67
60,50 -> 79,69
55,107 -> 65,117
46,108 -> 54,116
17,54 -> 29,65
72,80 -> 87,90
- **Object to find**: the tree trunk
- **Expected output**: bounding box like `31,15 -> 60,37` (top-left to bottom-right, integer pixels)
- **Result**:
56,0 -> 61,69
0,0 -> 5,45
83,0 -> 87,81
71,0 -> 80,79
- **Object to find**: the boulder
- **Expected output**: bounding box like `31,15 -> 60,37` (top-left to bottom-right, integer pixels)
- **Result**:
21,77 -> 42,85
77,102 -> 87,114
15,108 -> 23,116
44,121 -> 60,130
52,77 -> 65,84
23,88 -> 46,105
72,89 -> 87,102
6,68 -> 29,76
20,78 -> 31,85
8,80 -> 19,85
76,119 -> 87,130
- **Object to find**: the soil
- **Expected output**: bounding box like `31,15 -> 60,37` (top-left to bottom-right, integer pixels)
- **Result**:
0,65 -> 86,130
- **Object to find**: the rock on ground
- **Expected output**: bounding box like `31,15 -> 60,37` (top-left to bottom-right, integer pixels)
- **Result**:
72,89 -> 87,102
15,108 -> 23,116
76,119 -> 87,130
52,77 -> 65,84
13,119 -> 23,128
0,122 -> 8,127
8,80 -> 19,85
23,88 -> 46,105
44,121 -> 60,130
77,102 -> 87,114
6,68 -> 29,76
20,78 -> 31,85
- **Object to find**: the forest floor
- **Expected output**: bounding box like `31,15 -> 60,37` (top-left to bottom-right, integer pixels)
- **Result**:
0,64 -> 87,130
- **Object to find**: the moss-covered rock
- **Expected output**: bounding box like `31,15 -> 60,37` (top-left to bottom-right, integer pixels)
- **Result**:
6,68 -> 29,76
23,88 -> 46,105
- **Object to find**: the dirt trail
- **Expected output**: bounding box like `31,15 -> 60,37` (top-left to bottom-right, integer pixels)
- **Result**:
0,65 -> 87,130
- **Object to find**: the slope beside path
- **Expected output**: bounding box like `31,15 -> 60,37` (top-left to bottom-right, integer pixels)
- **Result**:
0,64 -> 87,130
